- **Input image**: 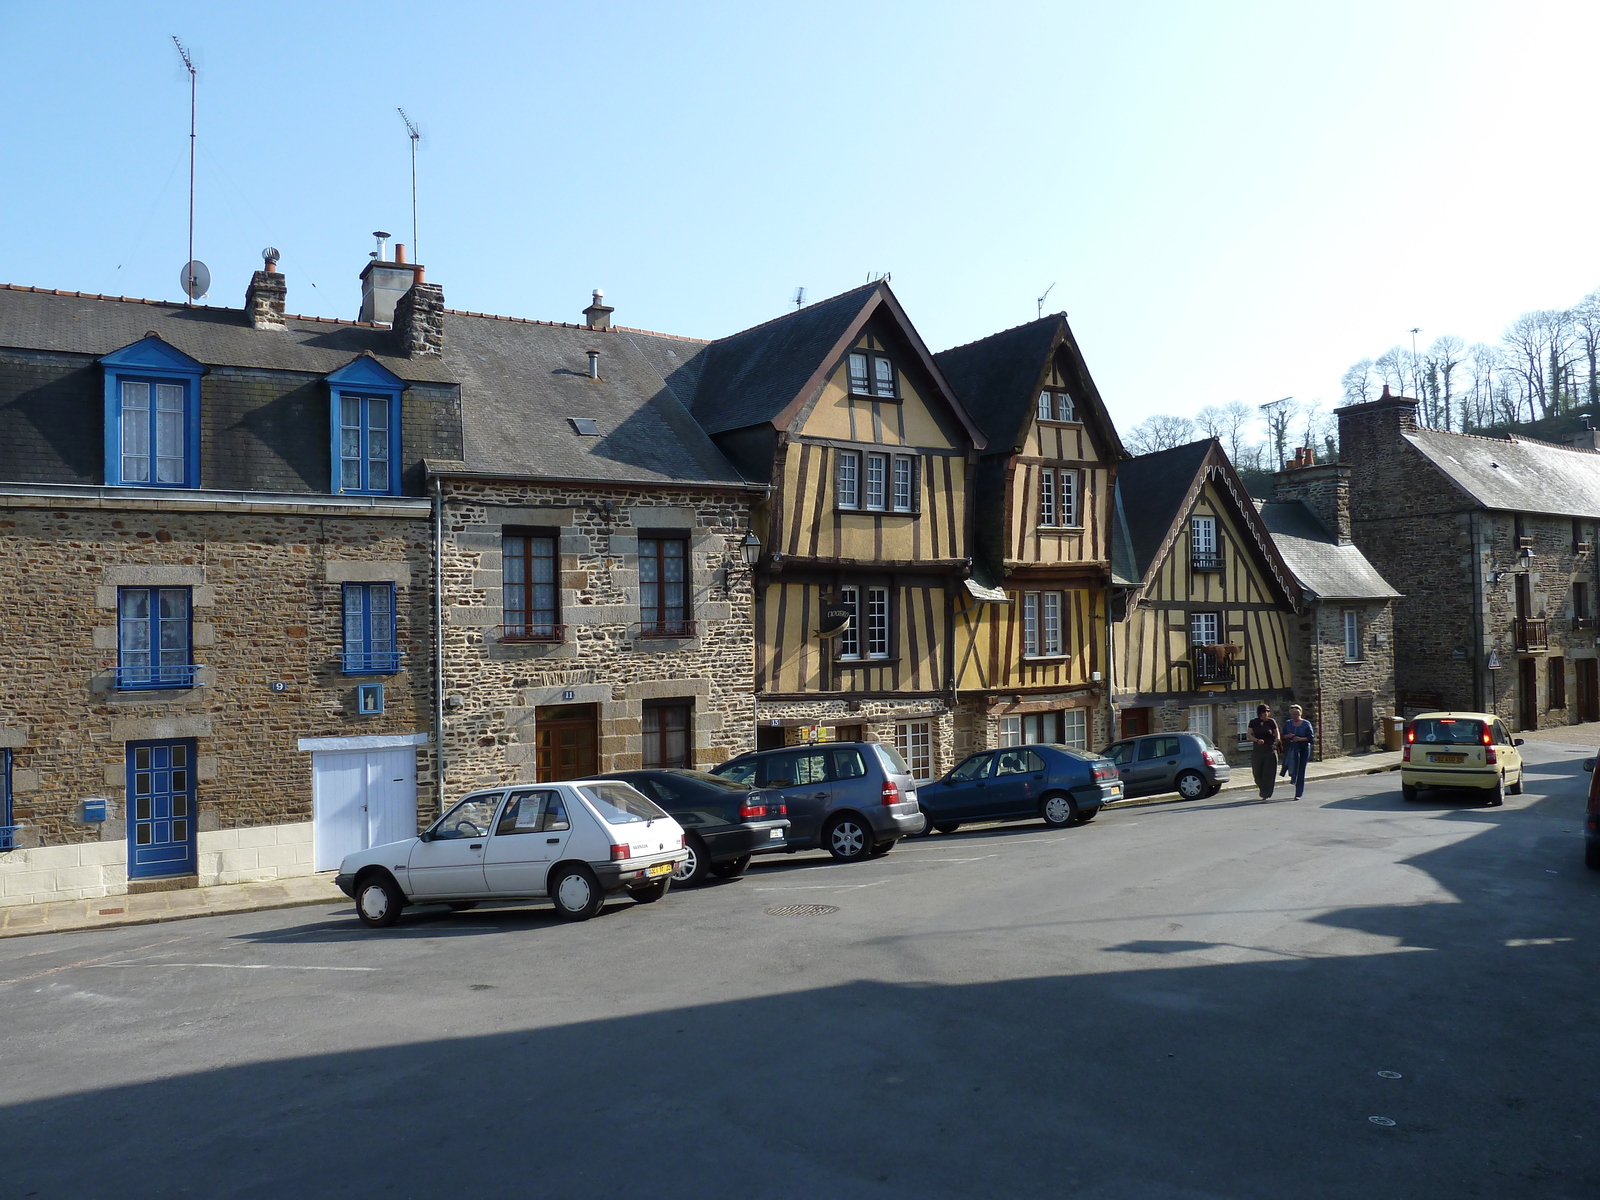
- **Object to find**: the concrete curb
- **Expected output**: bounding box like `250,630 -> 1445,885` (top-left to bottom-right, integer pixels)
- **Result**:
1104,757 -> 1401,811
0,893 -> 347,941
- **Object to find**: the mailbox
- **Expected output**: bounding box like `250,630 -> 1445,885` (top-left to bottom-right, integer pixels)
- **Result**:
82,798 -> 108,823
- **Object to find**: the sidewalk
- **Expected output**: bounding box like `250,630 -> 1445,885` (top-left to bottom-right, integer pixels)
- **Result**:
1105,747 -> 1404,810
0,873 -> 347,940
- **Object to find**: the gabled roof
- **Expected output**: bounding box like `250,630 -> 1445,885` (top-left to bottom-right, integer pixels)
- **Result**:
0,284 -> 453,383
1258,500 -> 1400,601
686,282 -> 984,447
933,313 -> 1126,459
442,313 -> 748,489
1111,438 -> 1300,609
1404,427 -> 1600,518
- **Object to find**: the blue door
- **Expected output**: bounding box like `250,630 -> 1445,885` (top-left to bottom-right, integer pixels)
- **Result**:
127,739 -> 197,878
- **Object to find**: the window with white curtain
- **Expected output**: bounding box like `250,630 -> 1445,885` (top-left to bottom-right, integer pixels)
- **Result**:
837,451 -> 860,509
866,587 -> 890,658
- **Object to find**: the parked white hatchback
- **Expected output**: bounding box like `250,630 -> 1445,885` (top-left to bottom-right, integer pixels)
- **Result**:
335,779 -> 689,927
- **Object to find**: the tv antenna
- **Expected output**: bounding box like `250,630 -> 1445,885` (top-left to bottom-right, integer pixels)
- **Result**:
1037,282 -> 1055,319
793,287 -> 806,311
397,108 -> 420,260
172,36 -> 203,303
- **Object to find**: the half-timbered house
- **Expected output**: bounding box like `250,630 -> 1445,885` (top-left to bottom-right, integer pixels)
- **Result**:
934,313 -> 1125,755
681,283 -> 986,778
1108,439 -> 1302,751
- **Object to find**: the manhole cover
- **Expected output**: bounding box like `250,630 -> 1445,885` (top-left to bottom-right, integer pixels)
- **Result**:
766,904 -> 840,917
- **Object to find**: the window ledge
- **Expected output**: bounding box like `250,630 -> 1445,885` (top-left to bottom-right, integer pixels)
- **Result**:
837,507 -> 920,516
848,390 -> 902,403
1035,419 -> 1083,427
1035,525 -> 1084,534
835,657 -> 897,667
1021,654 -> 1072,663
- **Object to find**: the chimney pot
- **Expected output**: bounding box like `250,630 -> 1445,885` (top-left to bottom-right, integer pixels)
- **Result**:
586,349 -> 600,379
394,244 -> 407,264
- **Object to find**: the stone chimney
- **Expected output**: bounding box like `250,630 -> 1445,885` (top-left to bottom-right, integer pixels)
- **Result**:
1275,459 -> 1352,545
393,270 -> 445,358
244,249 -> 286,331
583,289 -> 614,331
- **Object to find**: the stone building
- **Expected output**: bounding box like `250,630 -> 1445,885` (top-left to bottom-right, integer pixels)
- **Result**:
1259,452 -> 1400,759
1339,387 -> 1600,729
0,250 -> 457,907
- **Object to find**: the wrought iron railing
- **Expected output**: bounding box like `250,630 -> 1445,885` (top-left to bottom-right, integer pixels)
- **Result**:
1193,647 -> 1235,684
0,825 -> 19,852
341,650 -> 403,675
636,619 -> 698,639
113,663 -> 201,690
1515,618 -> 1549,651
490,623 -> 567,645
1191,550 -> 1223,571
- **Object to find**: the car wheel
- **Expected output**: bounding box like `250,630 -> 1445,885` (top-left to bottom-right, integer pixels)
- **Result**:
1401,783 -> 1419,802
550,864 -> 605,921
1586,841 -> 1600,870
916,813 -> 938,836
355,873 -> 405,929
709,854 -> 751,879
1486,777 -> 1505,807
1074,805 -> 1100,825
1508,772 -> 1524,796
672,835 -> 710,886
1205,782 -> 1224,797
629,877 -> 671,904
446,901 -> 479,912
1041,792 -> 1078,828
868,840 -> 895,858
935,821 -> 962,835
824,815 -> 873,862
1175,770 -> 1208,800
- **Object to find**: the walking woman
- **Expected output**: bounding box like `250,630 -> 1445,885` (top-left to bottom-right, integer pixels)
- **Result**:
1247,703 -> 1279,801
1281,704 -> 1315,800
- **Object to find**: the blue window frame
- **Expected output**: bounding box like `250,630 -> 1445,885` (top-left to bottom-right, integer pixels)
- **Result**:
116,587 -> 197,690
343,583 -> 399,674
325,356 -> 405,496
100,336 -> 205,489
0,749 -> 13,852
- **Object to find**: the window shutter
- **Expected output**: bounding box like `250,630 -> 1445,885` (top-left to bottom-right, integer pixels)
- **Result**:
1356,694 -> 1375,747
1340,696 -> 1358,751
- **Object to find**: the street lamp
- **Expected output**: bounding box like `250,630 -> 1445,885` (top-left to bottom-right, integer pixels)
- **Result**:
722,531 -> 763,594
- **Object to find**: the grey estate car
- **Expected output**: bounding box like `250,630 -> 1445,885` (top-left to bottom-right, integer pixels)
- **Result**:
712,742 -> 925,861
1100,732 -> 1232,800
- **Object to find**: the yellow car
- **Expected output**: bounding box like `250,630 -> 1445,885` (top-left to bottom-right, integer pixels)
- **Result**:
1401,711 -> 1525,806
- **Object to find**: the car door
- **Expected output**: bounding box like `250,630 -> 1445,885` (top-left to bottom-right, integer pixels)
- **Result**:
987,749 -> 1046,817
1492,719 -> 1523,784
925,752 -> 995,820
482,788 -> 570,895
1102,741 -> 1136,791
407,792 -> 502,898
1127,737 -> 1182,793
759,748 -> 833,846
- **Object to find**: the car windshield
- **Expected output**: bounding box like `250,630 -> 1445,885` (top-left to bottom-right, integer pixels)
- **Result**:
659,769 -> 753,793
579,782 -> 670,825
1411,718 -> 1486,744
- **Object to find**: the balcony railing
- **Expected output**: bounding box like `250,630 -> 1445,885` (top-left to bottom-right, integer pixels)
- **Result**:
0,825 -> 19,852
1515,618 -> 1549,652
1191,550 -> 1223,571
636,619 -> 698,639
113,663 -> 200,690
490,623 -> 567,645
1192,647 -> 1236,685
341,650 -> 403,675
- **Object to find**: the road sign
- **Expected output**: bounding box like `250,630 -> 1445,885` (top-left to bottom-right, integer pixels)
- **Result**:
1486,650 -> 1502,670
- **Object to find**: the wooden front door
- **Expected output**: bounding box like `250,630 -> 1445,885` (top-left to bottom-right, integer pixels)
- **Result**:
536,704 -> 598,781
1580,659 -> 1600,723
1518,658 -> 1539,731
1119,707 -> 1151,738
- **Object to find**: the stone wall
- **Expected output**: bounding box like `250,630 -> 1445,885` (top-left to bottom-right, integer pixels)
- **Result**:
434,480 -> 758,798
1284,600 -> 1398,757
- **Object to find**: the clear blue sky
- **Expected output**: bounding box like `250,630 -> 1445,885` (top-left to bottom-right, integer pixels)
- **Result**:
3,2 -> 1596,432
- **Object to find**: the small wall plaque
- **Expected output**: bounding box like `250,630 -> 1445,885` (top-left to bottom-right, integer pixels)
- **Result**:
562,689 -> 576,701
271,681 -> 288,692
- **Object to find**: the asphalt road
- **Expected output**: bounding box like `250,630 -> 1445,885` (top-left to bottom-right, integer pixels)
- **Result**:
3,741 -> 1597,1200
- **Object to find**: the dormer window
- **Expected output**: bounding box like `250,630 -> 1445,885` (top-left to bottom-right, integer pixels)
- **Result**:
1037,389 -> 1076,422
100,336 -> 205,489
325,356 -> 406,496
848,351 -> 897,398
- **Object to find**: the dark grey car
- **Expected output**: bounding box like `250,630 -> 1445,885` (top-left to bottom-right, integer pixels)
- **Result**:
1101,732 -> 1231,800
712,742 -> 924,861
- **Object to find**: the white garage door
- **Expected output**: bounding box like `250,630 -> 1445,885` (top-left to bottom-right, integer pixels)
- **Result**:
312,748 -> 418,872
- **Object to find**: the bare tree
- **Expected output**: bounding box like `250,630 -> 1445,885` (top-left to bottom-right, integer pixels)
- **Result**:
1503,311 -> 1557,418
1259,397 -> 1296,470
1299,400 -> 1334,460
1373,346 -> 1407,394
1219,400 -> 1254,463
1570,288 -> 1600,410
1125,413 -> 1198,455
1195,405 -> 1227,441
1427,335 -> 1465,431
1341,359 -> 1375,403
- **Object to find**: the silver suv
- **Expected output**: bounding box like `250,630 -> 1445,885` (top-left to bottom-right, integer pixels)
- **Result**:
712,742 -> 924,861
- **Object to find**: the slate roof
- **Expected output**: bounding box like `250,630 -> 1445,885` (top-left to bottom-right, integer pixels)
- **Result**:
1258,500 -> 1400,601
442,314 -> 747,488
1111,440 -> 1216,580
1404,428 -> 1600,518
934,316 -> 1061,451
0,284 -> 453,383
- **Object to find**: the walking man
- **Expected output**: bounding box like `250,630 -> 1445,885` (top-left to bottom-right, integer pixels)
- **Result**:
1281,704 -> 1315,800
1247,703 -> 1279,801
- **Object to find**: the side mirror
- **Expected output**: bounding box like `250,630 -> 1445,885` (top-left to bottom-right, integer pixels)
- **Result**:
418,829 -> 434,843
1584,758 -> 1595,773
1513,739 -> 1525,747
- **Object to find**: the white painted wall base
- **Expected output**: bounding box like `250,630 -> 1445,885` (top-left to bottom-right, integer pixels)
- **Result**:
0,821 -> 315,907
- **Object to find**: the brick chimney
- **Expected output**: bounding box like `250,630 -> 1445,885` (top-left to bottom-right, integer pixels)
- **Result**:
245,249 -> 286,331
393,269 -> 445,358
583,288 -> 614,331
1275,459 -> 1352,545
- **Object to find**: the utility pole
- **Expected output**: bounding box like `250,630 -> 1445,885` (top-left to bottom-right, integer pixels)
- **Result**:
1409,327 -> 1422,419
173,37 -> 197,306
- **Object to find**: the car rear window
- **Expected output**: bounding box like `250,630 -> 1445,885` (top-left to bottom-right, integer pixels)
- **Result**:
712,758 -> 758,785
578,782 -> 671,825
1411,718 -> 1487,744
660,769 -> 753,793
873,743 -> 912,776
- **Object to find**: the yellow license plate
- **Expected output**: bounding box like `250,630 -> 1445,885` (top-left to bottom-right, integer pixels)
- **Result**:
647,861 -> 673,877
1429,753 -> 1465,764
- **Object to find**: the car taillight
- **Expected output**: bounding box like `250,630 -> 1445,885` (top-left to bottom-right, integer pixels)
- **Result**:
881,780 -> 901,805
1405,726 -> 1415,743
740,798 -> 767,819
679,834 -> 686,849
1485,747 -> 1498,765
610,843 -> 630,862
1204,749 -> 1226,766
1093,763 -> 1115,781
1402,744 -> 1411,763
1482,730 -> 1493,746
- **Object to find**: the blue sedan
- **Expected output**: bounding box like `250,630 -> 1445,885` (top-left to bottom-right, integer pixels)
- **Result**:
916,744 -> 1123,833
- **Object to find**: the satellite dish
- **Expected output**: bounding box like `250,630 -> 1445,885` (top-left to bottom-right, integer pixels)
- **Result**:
816,604 -> 854,638
180,260 -> 210,300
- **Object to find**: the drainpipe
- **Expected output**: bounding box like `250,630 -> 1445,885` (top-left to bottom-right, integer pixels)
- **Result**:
1310,597 -> 1323,762
432,476 -> 446,815
1469,510 -> 1486,713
